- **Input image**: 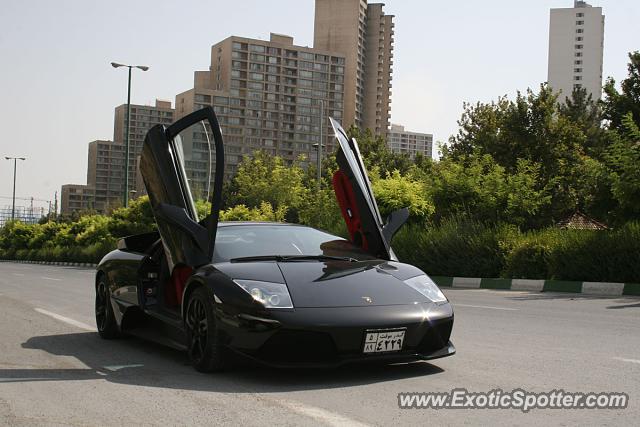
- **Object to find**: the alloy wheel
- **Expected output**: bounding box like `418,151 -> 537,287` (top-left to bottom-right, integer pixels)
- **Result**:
95,281 -> 107,331
186,298 -> 208,365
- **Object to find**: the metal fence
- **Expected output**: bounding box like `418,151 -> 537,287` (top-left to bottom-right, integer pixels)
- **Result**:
0,205 -> 48,227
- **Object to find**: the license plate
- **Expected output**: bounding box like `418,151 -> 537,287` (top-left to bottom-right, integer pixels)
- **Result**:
363,328 -> 406,353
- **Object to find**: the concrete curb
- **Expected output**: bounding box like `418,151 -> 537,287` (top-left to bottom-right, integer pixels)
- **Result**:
0,259 -> 97,269
431,276 -> 640,297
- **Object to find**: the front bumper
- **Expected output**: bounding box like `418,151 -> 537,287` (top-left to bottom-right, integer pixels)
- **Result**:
218,302 -> 455,368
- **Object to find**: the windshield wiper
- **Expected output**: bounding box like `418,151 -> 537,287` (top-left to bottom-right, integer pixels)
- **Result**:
230,255 -> 285,263
280,255 -> 358,263
230,255 -> 358,263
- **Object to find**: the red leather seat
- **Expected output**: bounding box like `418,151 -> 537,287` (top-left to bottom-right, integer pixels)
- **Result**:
166,265 -> 193,307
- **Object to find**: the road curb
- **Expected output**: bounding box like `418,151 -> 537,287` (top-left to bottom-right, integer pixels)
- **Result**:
0,259 -> 97,269
432,276 -> 640,297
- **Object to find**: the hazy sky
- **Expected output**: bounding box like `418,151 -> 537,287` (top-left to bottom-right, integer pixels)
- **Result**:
0,0 -> 638,208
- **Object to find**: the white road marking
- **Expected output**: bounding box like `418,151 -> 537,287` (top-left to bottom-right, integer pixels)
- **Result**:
12,273 -> 24,276
34,308 -> 96,331
455,303 -> 519,311
274,399 -> 371,427
41,276 -> 62,281
103,364 -> 144,372
613,357 -> 640,365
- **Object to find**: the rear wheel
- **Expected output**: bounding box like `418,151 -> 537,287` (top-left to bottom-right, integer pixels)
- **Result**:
185,287 -> 227,372
95,275 -> 120,339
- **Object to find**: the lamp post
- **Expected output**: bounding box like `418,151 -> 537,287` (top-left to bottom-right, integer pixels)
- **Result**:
111,62 -> 149,208
312,99 -> 325,190
4,156 -> 26,220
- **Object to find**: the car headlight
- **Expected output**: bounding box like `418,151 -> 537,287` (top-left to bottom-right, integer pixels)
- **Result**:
234,279 -> 293,309
404,275 -> 448,303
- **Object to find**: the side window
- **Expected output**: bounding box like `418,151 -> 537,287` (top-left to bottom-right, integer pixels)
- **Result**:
171,119 -> 220,220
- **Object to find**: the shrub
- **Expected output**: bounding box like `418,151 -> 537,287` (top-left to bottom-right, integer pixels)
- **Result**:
27,222 -> 66,249
547,223 -> 640,282
0,221 -> 36,251
503,236 -> 555,280
504,223 -> 640,282
75,215 -> 113,246
219,202 -> 287,222
371,170 -> 434,222
393,217 -> 516,278
297,187 -> 346,236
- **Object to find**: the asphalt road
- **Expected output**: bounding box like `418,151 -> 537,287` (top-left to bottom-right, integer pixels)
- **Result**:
0,261 -> 638,426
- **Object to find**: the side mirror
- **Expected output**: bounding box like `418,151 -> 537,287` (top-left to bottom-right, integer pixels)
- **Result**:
382,207 -> 410,244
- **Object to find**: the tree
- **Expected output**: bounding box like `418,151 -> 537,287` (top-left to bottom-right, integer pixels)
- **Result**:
604,113 -> 640,221
232,151 -> 307,220
370,170 -> 434,223
559,86 -> 607,158
297,187 -> 345,236
346,126 -> 413,176
602,51 -> 640,130
442,84 -> 610,225
424,155 -> 550,228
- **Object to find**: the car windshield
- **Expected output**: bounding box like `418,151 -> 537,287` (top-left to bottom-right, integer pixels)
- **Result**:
212,225 -> 377,263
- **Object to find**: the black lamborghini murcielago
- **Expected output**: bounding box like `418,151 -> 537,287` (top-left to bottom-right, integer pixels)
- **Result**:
95,107 -> 455,372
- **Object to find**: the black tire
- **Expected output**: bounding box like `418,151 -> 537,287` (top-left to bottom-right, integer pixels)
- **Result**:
95,275 -> 121,339
185,286 -> 227,372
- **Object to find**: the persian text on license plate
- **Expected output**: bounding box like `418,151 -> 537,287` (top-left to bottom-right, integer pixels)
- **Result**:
363,329 -> 406,353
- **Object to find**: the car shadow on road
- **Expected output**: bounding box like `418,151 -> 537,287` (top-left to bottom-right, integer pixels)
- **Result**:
12,332 -> 444,393
606,301 -> 640,309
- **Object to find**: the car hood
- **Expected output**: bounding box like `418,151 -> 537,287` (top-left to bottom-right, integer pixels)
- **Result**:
215,259 -> 429,308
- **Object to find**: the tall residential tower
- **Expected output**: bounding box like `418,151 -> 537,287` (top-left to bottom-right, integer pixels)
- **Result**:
314,0 -> 394,135
174,33 -> 347,193
548,1 -> 605,101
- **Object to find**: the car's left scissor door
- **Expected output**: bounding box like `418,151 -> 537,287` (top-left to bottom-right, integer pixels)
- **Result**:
139,107 -> 225,272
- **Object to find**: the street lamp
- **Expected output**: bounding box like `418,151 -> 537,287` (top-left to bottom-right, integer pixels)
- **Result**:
313,99 -> 325,190
4,156 -> 26,220
311,143 -> 325,190
111,62 -> 149,208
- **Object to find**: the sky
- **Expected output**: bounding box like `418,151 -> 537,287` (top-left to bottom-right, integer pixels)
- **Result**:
0,0 -> 638,209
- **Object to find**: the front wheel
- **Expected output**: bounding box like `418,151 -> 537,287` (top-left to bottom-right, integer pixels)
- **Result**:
95,275 -> 121,339
185,287 -> 227,372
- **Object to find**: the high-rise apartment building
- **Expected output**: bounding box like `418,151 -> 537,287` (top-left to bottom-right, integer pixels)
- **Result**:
548,1 -> 605,101
175,33 -> 347,194
60,139 -> 124,215
313,0 -> 394,135
60,100 -> 174,215
387,124 -> 433,159
114,99 -> 175,195
87,140 -> 125,210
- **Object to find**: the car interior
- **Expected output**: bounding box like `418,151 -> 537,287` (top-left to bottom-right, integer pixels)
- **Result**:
121,232 -> 188,316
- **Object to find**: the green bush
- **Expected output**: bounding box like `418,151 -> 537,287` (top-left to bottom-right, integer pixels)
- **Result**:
547,223 -> 640,282
297,187 -> 346,237
393,217 -> 517,278
219,202 -> 287,222
501,223 -> 640,282
0,221 -> 36,251
504,240 -> 553,280
371,170 -> 434,222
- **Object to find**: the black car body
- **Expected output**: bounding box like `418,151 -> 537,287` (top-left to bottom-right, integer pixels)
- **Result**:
95,107 -> 455,371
